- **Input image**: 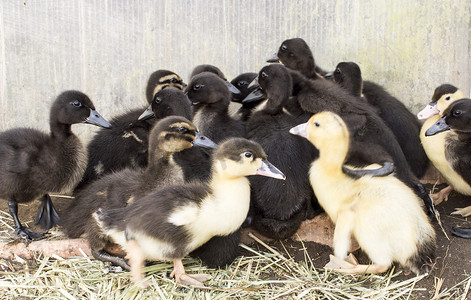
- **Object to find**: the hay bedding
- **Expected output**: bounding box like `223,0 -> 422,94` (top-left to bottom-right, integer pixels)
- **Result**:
1,192 -> 471,299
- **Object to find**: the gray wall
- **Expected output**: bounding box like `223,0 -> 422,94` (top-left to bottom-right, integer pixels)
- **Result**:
1,1 -> 470,141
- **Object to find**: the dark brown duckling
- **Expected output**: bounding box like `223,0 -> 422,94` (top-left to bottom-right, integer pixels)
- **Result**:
74,70 -> 186,191
62,116 -> 216,269
0,90 -> 111,240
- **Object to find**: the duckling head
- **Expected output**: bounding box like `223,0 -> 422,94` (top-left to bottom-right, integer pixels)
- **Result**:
190,64 -> 240,95
212,138 -> 285,180
245,64 -> 292,114
267,38 -> 316,76
50,90 -> 111,128
426,98 -> 471,136
138,87 -> 192,121
185,72 -> 231,109
417,84 -> 465,119
230,72 -> 258,104
148,116 -> 216,156
145,69 -> 186,104
290,111 -> 349,152
325,62 -> 363,97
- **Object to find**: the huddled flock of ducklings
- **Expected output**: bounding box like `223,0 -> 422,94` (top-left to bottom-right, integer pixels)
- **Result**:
1,37 -> 470,287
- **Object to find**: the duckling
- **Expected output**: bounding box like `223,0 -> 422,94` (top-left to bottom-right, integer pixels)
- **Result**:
290,111 -> 436,274
418,84 -> 466,204
189,64 -> 240,95
94,138 -> 285,287
425,99 -> 471,237
186,72 -> 245,143
62,116 -> 216,269
243,64 -> 320,239
75,70 -> 186,191
285,65 -> 435,216
230,72 -> 263,121
0,90 -> 111,240
326,61 -> 429,179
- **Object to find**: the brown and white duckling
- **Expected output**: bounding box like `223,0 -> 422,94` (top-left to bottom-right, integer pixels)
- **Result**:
94,138 -> 285,287
425,99 -> 471,237
290,111 -> 436,274
62,116 -> 215,269
418,84 -> 467,204
0,90 -> 111,240
75,70 -> 186,191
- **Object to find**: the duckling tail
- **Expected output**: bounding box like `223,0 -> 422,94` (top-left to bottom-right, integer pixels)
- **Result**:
407,227 -> 436,275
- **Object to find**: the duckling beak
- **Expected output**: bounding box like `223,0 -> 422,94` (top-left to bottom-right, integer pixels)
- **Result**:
417,102 -> 439,120
289,122 -> 308,139
342,162 -> 395,179
181,82 -> 188,89
256,159 -> 286,180
242,89 -> 265,104
193,132 -> 217,149
266,54 -> 280,63
247,77 -> 259,89
226,81 -> 241,94
138,104 -> 155,121
324,72 -> 334,80
425,116 -> 450,136
85,109 -> 112,128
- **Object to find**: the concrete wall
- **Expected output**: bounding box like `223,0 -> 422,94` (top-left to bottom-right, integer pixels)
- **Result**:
1,1 -> 470,141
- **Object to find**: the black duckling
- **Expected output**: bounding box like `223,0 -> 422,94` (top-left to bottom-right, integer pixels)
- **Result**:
74,70 -> 186,191
418,84 -> 466,204
94,137 -> 285,287
284,65 -> 435,215
326,61 -> 429,179
267,37 -> 327,77
425,99 -> 471,237
230,72 -> 264,121
290,112 -> 436,274
0,90 -> 111,240
189,64 -> 240,95
186,72 -> 245,143
62,116 -> 216,269
243,64 -> 320,239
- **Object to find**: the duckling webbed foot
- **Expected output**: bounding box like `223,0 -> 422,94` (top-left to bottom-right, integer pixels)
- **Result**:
36,194 -> 61,230
92,249 -> 130,271
431,185 -> 453,206
8,201 -> 46,240
171,259 -> 211,287
451,227 -> 471,238
451,206 -> 471,217
325,254 -> 389,274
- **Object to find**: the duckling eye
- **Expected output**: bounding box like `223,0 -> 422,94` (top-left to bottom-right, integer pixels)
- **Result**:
178,127 -> 188,133
244,152 -> 253,158
445,96 -> 451,100
314,122 -> 320,127
193,84 -> 204,91
72,100 -> 82,107
335,68 -> 341,74
169,78 -> 177,83
261,72 -> 268,78
237,80 -> 247,87
154,97 -> 162,104
281,45 -> 287,52
452,110 -> 462,117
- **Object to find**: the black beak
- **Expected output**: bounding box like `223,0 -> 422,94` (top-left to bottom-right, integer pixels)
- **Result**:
242,89 -> 265,104
425,116 -> 450,136
267,54 -> 280,63
138,104 -> 155,121
226,81 -> 241,94
324,72 -> 334,80
342,162 -> 395,179
192,132 -> 217,149
85,109 -> 112,128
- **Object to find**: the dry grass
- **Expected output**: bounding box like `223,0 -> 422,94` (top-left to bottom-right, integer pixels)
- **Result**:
1,206 -> 471,299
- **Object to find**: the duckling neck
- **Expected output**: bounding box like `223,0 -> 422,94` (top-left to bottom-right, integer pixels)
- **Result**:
49,122 -> 73,140
317,138 -> 349,174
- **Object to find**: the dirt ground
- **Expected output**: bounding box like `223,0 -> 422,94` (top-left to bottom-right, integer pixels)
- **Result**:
1,183 -> 470,298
